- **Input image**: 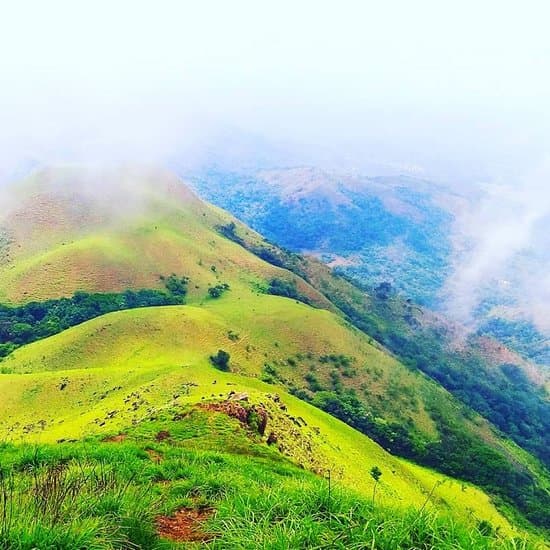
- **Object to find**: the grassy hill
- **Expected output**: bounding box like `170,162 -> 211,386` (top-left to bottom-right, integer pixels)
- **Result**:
186,167 -> 550,369
0,308 -> 531,548
0,407 -> 535,548
0,165 -> 549,545
0,310 -> 507,520
0,166 -> 327,308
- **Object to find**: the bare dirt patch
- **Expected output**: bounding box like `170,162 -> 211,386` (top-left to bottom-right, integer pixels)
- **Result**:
155,430 -> 171,441
156,507 -> 214,542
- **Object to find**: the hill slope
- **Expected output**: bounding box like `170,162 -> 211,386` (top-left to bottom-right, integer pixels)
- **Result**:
0,306 -> 518,534
0,165 -> 327,307
186,166 -> 550,369
183,167 -> 550,466
0,165 -> 549,538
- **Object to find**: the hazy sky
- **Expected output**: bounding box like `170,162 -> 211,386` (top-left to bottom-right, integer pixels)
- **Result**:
0,1 -> 549,332
2,0 -> 550,179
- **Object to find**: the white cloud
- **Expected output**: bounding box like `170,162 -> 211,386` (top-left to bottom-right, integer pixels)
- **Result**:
442,159 -> 550,332
1,0 -> 550,181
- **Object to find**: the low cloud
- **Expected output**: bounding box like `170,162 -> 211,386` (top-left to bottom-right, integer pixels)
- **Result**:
442,158 -> 550,333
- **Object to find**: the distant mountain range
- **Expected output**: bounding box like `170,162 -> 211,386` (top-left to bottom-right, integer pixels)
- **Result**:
186,166 -> 550,368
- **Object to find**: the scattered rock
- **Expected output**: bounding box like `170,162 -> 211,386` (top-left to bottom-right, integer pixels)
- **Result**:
228,391 -> 249,401
266,431 -> 278,445
200,401 -> 268,435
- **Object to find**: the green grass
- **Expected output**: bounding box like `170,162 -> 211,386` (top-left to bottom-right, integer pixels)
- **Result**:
0,303 -> 544,536
1,166 -> 548,539
0,407 -> 542,549
0,343 -> 518,536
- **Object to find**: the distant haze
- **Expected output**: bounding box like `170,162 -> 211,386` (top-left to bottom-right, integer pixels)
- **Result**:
1,0 -> 549,331
442,159 -> 550,333
1,1 -> 550,180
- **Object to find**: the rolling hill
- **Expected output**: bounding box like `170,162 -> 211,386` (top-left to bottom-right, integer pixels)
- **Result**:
185,166 -> 550,369
182,167 -> 550,467
0,165 -> 548,547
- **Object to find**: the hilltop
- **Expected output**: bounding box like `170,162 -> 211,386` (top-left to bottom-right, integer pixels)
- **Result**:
0,165 -> 325,306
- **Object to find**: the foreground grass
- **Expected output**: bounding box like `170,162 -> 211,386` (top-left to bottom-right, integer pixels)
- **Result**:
0,409 -> 543,549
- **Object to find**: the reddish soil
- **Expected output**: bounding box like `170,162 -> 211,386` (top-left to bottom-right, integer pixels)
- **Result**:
201,401 -> 249,423
155,430 -> 171,441
156,507 -> 214,542
200,401 -> 268,435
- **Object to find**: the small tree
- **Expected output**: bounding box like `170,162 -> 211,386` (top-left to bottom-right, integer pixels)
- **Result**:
210,349 -> 231,371
370,465 -> 382,506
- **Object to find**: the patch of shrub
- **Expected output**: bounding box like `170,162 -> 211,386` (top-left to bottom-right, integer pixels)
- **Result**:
266,278 -> 310,304
161,274 -> 189,299
210,350 -> 231,371
304,373 -> 324,392
208,283 -> 230,298
261,364 -> 281,384
216,221 -> 245,246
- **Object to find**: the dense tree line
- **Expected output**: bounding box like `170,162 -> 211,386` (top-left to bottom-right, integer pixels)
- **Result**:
320,273 -> 550,469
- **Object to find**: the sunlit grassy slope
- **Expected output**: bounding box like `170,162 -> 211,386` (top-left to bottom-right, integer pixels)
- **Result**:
0,309 -> 514,534
0,296 -> 472,447
1,166 -> 548,542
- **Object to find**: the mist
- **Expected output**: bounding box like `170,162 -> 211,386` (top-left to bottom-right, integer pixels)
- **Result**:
2,1 -> 550,177
443,160 -> 550,333
1,1 -> 549,331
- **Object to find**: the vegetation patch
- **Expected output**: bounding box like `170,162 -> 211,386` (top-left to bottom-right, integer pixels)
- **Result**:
267,277 -> 310,304
207,283 -> 230,298
209,349 -> 231,371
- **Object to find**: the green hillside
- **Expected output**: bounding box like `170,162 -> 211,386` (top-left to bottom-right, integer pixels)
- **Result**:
0,407 -> 535,548
0,308 -> 534,548
0,166 -> 327,308
0,166 -> 549,546
186,167 -> 550,370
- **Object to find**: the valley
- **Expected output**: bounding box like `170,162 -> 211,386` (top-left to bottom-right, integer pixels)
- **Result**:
186,166 -> 550,371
